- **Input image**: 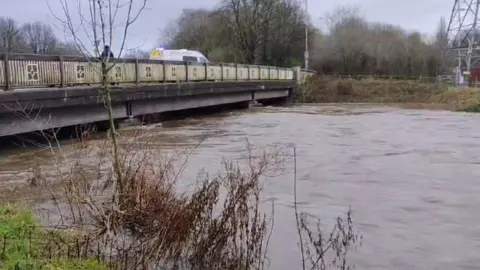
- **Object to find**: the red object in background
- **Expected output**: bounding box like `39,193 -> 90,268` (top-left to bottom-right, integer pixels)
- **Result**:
469,67 -> 480,85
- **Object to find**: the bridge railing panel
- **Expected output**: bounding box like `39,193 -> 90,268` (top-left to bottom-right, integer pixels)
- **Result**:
138,62 -> 164,82
221,63 -> 235,80
249,66 -> 259,80
269,68 -> 278,80
187,62 -> 206,81
64,61 -> 102,85
9,59 -> 59,88
0,53 -> 296,90
237,65 -> 247,80
278,68 -> 284,80
164,63 -> 184,82
286,69 -> 294,80
259,67 -> 269,80
0,59 -> 4,87
111,62 -> 136,83
207,64 -> 220,81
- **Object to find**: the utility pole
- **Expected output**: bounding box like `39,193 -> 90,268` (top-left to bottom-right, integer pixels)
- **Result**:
304,0 -> 309,70
446,0 -> 480,86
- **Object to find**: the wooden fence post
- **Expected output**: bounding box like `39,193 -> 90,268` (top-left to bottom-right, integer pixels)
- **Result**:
4,54 -> 10,90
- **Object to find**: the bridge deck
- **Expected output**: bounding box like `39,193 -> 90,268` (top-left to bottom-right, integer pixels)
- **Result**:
0,80 -> 289,93
0,80 -> 295,106
0,79 -> 293,137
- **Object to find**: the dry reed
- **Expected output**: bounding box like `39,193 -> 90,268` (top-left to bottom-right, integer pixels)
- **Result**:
298,76 -> 480,112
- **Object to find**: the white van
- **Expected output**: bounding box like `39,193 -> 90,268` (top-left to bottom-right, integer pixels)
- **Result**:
149,48 -> 209,63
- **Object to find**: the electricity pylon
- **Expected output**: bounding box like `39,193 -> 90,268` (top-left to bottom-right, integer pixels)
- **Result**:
446,0 -> 480,85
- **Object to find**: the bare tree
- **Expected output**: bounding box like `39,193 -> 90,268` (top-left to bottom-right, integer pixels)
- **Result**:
220,0 -> 279,63
323,5 -> 362,33
0,17 -> 80,55
161,2 -> 452,76
163,0 -> 307,65
1,2 -> 455,76
49,0 -> 146,59
53,41 -> 83,55
49,0 -> 147,200
310,5 -> 452,76
21,21 -> 58,54
161,9 -> 226,60
124,48 -> 150,58
260,0 -> 307,66
0,17 -> 24,53
435,17 -> 455,72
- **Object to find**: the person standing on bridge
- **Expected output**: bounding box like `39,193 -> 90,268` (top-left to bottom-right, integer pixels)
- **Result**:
100,45 -> 116,85
101,45 -> 114,59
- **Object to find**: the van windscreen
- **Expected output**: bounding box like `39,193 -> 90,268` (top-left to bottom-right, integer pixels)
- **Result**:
183,56 -> 198,62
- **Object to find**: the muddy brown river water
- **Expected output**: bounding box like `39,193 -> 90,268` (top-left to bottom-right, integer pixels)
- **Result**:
1,104 -> 480,269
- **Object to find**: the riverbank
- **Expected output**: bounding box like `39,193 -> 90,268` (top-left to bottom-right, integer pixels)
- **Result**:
297,76 -> 480,112
0,203 -> 108,270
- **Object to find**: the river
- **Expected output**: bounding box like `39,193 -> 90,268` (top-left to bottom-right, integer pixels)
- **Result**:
1,104 -> 480,269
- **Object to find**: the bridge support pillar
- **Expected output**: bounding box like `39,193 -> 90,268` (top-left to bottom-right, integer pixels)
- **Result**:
249,100 -> 262,108
126,101 -> 133,117
120,100 -> 141,126
293,66 -> 302,84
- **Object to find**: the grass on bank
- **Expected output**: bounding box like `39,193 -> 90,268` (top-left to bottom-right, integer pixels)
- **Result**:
298,76 -> 480,112
0,203 -> 107,270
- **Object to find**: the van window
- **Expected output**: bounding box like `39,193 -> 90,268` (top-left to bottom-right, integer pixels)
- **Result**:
198,57 -> 208,63
183,56 -> 198,62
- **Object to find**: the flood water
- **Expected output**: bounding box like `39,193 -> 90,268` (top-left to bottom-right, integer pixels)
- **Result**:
1,104 -> 480,269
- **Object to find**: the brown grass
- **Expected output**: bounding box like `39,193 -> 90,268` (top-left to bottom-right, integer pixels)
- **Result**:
43,133 -> 286,269
298,76 -> 480,112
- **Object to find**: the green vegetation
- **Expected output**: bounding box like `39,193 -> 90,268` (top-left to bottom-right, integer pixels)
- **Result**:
42,260 -> 107,270
0,204 -> 108,270
462,103 -> 480,112
298,76 -> 480,112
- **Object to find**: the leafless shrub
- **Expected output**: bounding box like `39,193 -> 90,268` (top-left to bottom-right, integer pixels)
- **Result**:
293,148 -> 360,270
298,211 -> 360,270
40,131 -> 282,269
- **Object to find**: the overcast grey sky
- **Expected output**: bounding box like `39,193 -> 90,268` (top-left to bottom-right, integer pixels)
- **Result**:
1,0 -> 452,53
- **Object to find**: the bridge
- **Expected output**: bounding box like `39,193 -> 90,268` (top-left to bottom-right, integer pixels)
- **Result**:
0,53 -> 311,137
